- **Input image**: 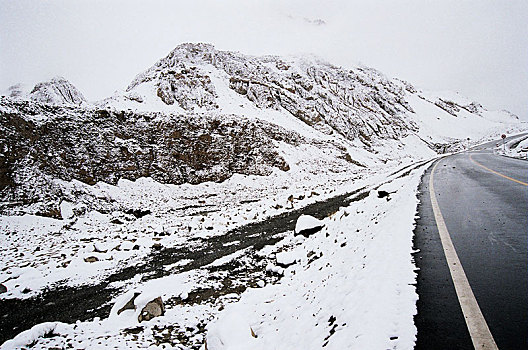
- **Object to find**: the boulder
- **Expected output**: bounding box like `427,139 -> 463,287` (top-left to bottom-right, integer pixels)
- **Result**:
93,242 -> 108,253
138,297 -> 165,322
294,215 -> 324,237
276,250 -> 301,267
0,283 -> 7,294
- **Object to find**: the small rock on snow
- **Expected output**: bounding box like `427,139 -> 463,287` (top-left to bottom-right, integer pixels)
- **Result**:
138,297 -> 165,322
265,263 -> 284,275
84,256 -> 99,263
0,284 -> 7,293
377,190 -> 391,199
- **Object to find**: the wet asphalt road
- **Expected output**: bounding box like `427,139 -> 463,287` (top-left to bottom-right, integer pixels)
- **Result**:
414,139 -> 527,349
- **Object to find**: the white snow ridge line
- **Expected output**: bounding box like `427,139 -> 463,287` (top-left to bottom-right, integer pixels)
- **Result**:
429,160 -> 498,350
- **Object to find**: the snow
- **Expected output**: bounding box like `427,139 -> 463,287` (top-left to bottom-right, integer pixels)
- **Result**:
205,167 -> 427,350
1,159 -> 432,349
2,43 -> 528,349
294,214 -> 324,234
495,134 -> 528,159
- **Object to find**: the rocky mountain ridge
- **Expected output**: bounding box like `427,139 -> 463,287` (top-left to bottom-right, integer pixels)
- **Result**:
124,43 -> 417,144
1,43 -> 525,218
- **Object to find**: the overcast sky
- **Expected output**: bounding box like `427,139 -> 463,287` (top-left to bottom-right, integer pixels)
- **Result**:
1,0 -> 527,119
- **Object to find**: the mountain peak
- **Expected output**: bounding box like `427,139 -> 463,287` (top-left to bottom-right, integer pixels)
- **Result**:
123,43 -> 416,143
4,77 -> 87,106
30,76 -> 87,105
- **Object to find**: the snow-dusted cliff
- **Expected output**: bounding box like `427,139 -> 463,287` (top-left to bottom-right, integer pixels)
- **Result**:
4,77 -> 86,105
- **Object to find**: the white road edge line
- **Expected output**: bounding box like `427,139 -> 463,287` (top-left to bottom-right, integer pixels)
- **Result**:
429,160 -> 499,350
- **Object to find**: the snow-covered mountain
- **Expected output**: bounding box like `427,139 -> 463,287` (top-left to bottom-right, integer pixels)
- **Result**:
1,43 -> 528,349
0,43 -> 525,219
4,77 -> 86,105
121,43 -> 415,143
103,43 -> 521,145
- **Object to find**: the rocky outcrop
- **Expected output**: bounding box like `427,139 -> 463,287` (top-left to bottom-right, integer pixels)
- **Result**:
0,98 -> 298,217
155,67 -> 218,109
126,43 -> 417,143
434,98 -> 460,116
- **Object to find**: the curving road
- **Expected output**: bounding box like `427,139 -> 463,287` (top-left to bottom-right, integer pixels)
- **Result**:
414,136 -> 528,349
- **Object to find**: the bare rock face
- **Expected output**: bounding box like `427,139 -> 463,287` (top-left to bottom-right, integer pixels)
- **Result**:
0,99 -> 297,217
138,297 -> 165,322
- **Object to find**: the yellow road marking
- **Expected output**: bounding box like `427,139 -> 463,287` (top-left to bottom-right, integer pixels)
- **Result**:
429,160 -> 499,350
469,153 -> 528,186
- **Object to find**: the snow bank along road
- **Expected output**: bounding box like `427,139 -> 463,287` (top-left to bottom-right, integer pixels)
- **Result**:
0,173 -> 395,345
414,138 -> 527,350
0,157 -> 432,349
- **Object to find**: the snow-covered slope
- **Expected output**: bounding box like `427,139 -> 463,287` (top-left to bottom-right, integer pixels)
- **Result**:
496,134 -> 528,159
406,88 -> 521,145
